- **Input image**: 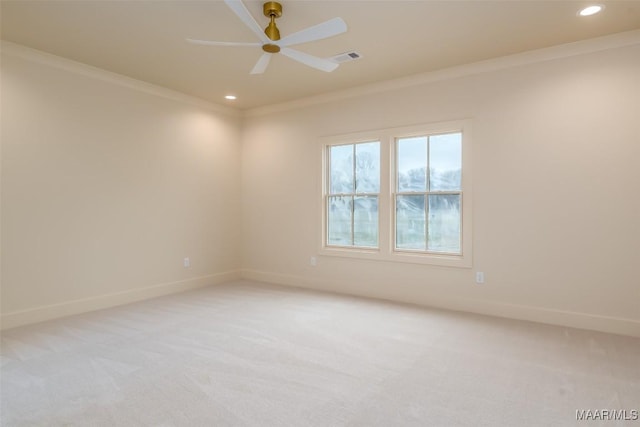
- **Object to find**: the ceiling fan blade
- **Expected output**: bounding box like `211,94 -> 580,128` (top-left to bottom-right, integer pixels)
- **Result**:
187,38 -> 261,47
278,17 -> 347,48
224,0 -> 270,44
280,48 -> 339,72
250,53 -> 272,74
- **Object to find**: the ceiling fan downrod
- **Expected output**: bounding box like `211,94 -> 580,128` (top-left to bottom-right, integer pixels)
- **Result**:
262,1 -> 282,52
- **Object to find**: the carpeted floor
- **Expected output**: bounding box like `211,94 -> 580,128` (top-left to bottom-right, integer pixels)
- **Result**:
1,280 -> 639,426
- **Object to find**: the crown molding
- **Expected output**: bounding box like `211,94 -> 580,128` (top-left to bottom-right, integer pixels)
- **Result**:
1,40 -> 241,118
244,29 -> 640,117
3,29 -> 639,119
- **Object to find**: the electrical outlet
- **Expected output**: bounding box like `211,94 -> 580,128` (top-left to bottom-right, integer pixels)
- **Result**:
310,256 -> 317,267
475,272 -> 484,284
183,257 -> 190,268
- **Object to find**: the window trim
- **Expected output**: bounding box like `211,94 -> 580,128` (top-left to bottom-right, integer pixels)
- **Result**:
321,133 -> 386,255
319,120 -> 472,268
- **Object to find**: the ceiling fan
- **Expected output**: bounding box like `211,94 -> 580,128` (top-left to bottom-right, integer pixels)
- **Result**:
187,0 -> 347,74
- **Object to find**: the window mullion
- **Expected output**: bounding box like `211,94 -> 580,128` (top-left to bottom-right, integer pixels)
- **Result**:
351,144 -> 356,246
425,192 -> 430,252
394,138 -> 399,251
425,136 -> 430,192
425,137 -> 430,251
326,146 -> 331,246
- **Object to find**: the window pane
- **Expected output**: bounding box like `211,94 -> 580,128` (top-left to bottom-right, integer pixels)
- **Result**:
330,145 -> 353,194
429,133 -> 462,191
328,196 -> 352,246
354,196 -> 378,247
355,142 -> 380,193
396,195 -> 426,250
397,137 -> 427,192
428,194 -> 461,253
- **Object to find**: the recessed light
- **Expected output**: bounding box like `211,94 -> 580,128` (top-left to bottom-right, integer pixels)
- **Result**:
225,95 -> 237,100
578,5 -> 604,16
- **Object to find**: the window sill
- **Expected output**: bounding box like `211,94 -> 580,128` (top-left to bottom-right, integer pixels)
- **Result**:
319,246 -> 472,268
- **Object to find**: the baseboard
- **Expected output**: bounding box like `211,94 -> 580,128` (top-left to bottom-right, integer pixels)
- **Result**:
0,270 -> 241,330
241,269 -> 640,338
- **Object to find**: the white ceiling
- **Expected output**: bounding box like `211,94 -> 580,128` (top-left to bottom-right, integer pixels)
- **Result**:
2,0 -> 640,110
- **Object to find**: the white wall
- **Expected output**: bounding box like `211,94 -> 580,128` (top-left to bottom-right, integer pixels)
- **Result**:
2,37 -> 639,337
1,46 -> 242,328
241,43 -> 640,336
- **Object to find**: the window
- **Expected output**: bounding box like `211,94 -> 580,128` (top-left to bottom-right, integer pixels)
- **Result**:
326,141 -> 380,248
320,120 -> 472,268
395,132 -> 462,254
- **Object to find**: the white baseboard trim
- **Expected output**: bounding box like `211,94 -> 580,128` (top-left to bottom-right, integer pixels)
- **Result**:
0,270 -> 241,330
241,269 -> 640,338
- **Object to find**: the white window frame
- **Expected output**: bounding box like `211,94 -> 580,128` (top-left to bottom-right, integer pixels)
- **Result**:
321,133 -> 386,255
325,141 -> 381,249
319,120 -> 472,268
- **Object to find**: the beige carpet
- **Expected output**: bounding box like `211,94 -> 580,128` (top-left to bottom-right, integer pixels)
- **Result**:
1,280 -> 639,426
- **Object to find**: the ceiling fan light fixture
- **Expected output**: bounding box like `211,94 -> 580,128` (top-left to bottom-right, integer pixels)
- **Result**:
262,43 -> 280,53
